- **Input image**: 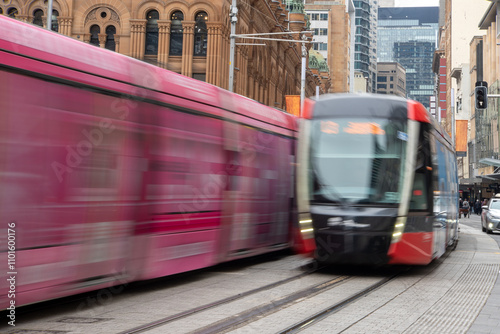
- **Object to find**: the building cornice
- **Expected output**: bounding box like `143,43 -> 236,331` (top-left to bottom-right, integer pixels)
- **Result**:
479,1 -> 496,29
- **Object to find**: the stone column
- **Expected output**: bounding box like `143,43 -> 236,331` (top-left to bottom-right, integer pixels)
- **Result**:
17,15 -> 29,23
222,31 -> 229,89
206,23 -> 222,85
157,20 -> 171,68
248,70 -> 255,99
129,19 -> 146,59
181,21 -> 195,77
114,35 -> 120,53
59,17 -> 73,36
98,33 -> 106,48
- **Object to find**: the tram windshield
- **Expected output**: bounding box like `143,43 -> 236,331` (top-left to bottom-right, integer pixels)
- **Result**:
309,117 -> 407,205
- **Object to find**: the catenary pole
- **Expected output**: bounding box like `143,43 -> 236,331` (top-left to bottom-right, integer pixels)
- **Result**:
301,34 -> 307,113
46,0 -> 53,31
228,0 -> 238,92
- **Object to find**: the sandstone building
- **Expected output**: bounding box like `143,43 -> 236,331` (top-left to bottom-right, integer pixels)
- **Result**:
1,0 -> 331,110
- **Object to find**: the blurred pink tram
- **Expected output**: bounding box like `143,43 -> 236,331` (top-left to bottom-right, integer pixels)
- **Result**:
0,16 -> 298,309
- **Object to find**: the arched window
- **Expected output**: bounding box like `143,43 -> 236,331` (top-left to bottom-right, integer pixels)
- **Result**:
7,8 -> 18,18
169,11 -> 183,56
0,8 -> 3,15
90,25 -> 100,46
145,10 -> 159,55
51,10 -> 59,32
194,12 -> 208,56
33,9 -> 44,27
105,25 -> 116,51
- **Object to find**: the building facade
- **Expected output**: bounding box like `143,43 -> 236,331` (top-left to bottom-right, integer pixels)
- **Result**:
353,71 -> 368,93
393,40 -> 435,107
376,62 -> 406,97
472,1 -> 500,198
433,0 -> 491,201
305,0 -> 355,93
353,0 -> 377,93
377,6 -> 439,109
1,0 -> 329,110
368,0 -> 377,94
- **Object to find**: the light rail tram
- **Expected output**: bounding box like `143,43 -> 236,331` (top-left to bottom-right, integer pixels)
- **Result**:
295,94 -> 459,266
0,15 -> 297,310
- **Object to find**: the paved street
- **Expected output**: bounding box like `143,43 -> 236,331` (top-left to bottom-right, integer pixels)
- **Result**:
3,211 -> 500,334
461,212 -> 500,334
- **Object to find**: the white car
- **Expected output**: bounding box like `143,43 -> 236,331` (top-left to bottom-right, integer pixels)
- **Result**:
481,194 -> 500,234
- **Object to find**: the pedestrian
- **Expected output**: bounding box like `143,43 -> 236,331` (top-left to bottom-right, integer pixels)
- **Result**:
463,198 -> 470,218
475,199 -> 480,215
481,198 -> 488,215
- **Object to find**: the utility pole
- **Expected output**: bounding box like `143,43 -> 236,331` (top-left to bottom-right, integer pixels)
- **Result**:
451,88 -> 455,150
229,31 -> 311,108
227,1 -> 312,109
300,34 -> 307,112
228,0 -> 238,92
46,0 -> 53,31
230,31 -> 312,105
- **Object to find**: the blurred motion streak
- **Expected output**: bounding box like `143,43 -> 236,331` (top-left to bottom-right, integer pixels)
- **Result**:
0,16 -> 299,310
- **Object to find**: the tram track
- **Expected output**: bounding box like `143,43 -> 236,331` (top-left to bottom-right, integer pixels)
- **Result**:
274,250 -> 457,333
4,227 -> 484,334
118,263 -> 324,334
278,273 -> 400,334
188,275 -> 353,334
121,265 -> 406,334
5,246 -> 466,334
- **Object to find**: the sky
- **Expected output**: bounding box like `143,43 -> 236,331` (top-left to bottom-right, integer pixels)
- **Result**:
395,0 -> 439,6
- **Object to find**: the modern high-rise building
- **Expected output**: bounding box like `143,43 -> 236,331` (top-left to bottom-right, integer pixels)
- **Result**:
305,0 -> 355,93
377,7 -> 439,108
378,0 -> 394,6
354,0 -> 377,93
376,62 -> 406,97
368,0 -> 378,94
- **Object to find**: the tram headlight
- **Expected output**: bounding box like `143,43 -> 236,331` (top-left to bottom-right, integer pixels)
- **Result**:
391,217 -> 407,243
299,217 -> 314,236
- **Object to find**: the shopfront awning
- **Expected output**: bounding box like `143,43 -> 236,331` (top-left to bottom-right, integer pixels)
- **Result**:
479,158 -> 500,167
459,177 -> 483,185
479,174 -> 500,181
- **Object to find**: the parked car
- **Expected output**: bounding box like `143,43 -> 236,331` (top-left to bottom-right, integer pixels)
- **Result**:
481,195 -> 500,234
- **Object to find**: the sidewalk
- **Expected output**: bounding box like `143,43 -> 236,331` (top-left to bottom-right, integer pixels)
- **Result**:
461,213 -> 500,334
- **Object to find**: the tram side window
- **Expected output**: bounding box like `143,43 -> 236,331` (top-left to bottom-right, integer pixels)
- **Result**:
410,124 -> 432,211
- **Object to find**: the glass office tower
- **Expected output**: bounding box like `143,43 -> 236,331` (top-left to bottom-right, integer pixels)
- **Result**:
354,0 -> 377,93
377,7 -> 439,108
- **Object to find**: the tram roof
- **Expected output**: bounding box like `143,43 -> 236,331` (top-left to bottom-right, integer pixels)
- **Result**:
306,93 -> 409,120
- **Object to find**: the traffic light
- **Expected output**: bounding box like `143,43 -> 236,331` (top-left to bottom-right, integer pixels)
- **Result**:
475,86 -> 488,109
